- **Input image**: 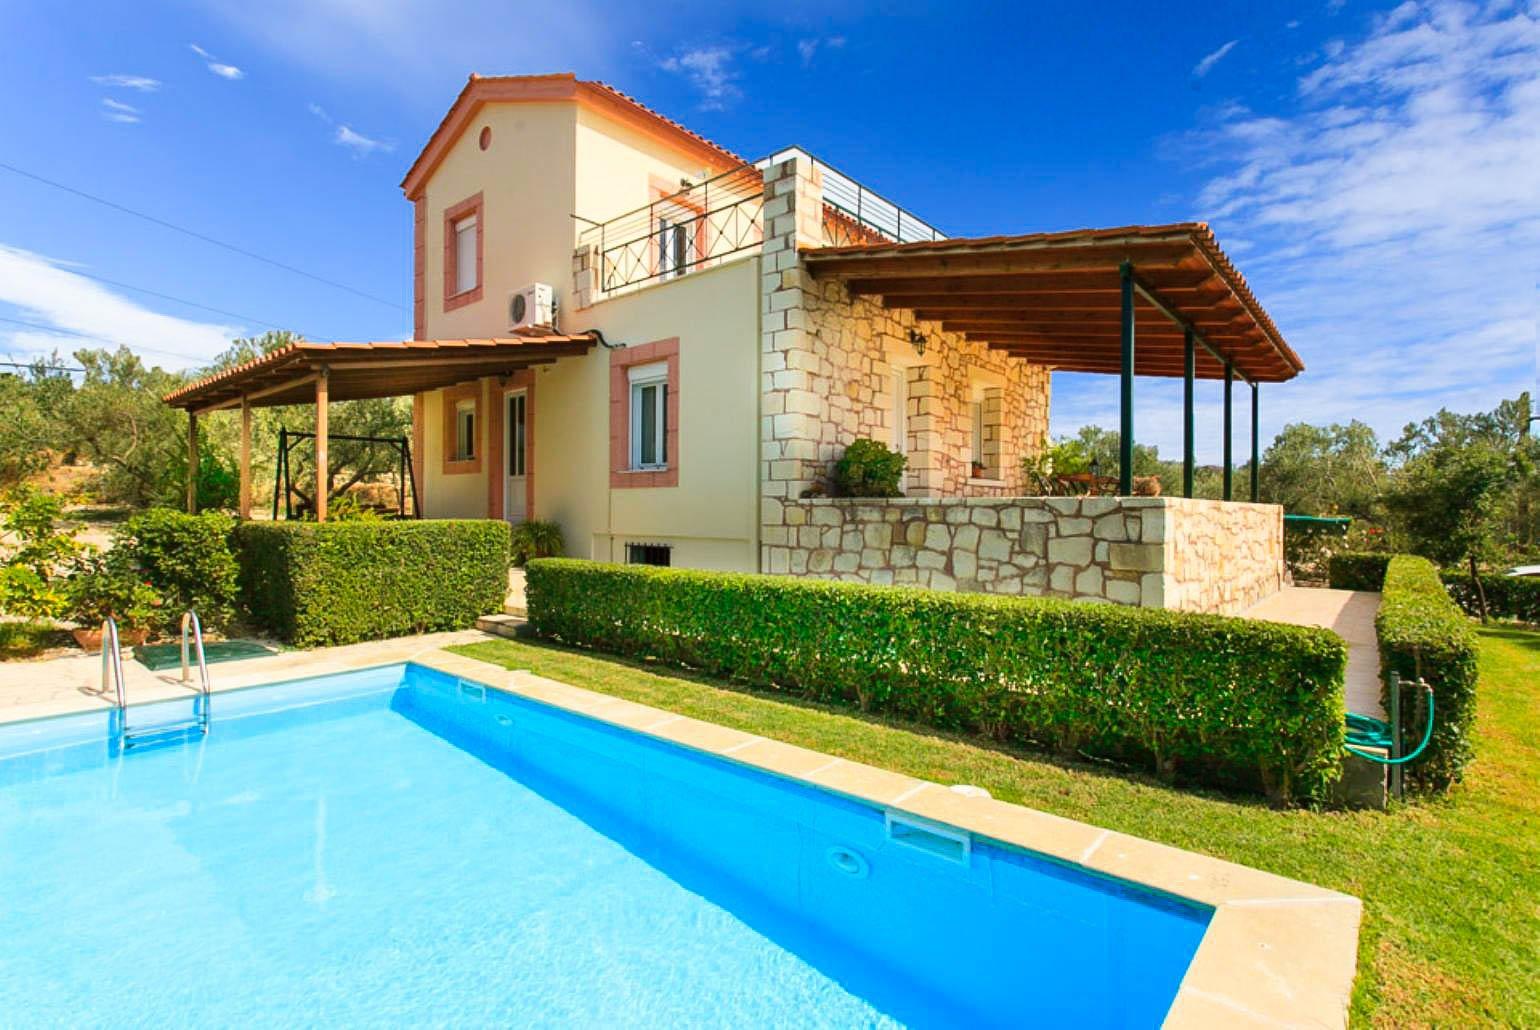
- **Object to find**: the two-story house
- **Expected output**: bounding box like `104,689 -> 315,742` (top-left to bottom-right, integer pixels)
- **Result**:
168,72 -> 1306,615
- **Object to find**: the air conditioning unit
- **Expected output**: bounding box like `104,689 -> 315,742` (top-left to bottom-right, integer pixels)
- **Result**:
508,283 -> 555,330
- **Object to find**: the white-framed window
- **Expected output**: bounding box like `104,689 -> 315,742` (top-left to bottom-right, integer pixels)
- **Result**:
658,216 -> 689,279
453,398 -> 476,461
628,361 -> 668,469
890,368 -> 908,455
507,392 -> 527,477
970,399 -> 985,468
452,213 -> 478,295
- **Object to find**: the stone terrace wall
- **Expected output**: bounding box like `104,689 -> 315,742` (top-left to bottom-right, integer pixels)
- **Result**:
759,153 -> 1051,547
765,495 -> 1285,614
1162,498 -> 1284,614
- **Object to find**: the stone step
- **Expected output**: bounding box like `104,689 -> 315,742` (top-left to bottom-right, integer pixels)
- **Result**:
475,613 -> 525,640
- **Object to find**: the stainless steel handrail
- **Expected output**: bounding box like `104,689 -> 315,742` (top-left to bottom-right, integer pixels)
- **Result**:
180,611 -> 211,697
100,617 -> 126,710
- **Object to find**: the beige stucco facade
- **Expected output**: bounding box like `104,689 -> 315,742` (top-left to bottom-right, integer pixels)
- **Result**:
397,81 -> 1286,615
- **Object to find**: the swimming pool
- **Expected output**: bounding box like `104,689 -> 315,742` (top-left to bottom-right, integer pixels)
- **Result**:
0,660 -> 1212,1027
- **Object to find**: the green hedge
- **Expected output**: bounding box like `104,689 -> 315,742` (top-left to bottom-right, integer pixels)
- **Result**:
526,559 -> 1348,804
1328,552 -> 1392,591
116,509 -> 240,629
234,520 -> 509,647
1440,571 -> 1540,623
1377,556 -> 1479,791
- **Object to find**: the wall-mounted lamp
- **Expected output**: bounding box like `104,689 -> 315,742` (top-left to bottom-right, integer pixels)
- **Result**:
907,328 -> 927,356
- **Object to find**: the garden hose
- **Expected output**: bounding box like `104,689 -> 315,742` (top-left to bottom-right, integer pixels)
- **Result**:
1343,685 -> 1434,765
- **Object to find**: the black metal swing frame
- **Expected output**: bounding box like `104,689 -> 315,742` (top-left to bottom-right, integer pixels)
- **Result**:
272,426 -> 421,520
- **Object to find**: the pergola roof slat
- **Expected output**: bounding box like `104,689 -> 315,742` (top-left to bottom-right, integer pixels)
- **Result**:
164,333 -> 596,411
805,222 -> 1299,383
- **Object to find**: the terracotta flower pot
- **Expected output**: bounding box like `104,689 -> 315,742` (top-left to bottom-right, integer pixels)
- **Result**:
72,626 -> 151,653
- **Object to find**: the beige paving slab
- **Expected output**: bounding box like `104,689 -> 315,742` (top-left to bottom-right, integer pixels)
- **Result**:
0,629 -> 492,727
1246,586 -> 1383,718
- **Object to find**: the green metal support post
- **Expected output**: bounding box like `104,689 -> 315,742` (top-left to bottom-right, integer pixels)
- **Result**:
1222,361 -> 1234,501
1119,261 -> 1135,496
1250,381 -> 1260,503
1183,327 -> 1195,498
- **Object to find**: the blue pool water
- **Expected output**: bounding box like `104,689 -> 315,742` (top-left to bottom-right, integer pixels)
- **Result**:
0,663 -> 1209,1027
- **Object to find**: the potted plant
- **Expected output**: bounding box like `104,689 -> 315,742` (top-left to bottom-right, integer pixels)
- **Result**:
65,552 -> 165,651
832,439 -> 907,498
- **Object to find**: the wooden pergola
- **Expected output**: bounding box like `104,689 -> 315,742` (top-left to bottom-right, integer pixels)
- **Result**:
804,223 -> 1301,498
163,333 -> 595,521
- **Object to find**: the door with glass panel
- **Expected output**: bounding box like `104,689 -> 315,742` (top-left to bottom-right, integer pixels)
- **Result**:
505,390 -> 528,524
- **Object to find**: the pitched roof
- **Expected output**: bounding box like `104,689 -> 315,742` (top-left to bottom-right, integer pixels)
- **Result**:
400,73 -> 747,199
164,331 -> 596,411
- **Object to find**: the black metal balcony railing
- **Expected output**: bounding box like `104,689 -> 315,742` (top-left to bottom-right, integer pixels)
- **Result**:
579,148 -> 945,298
579,164 -> 765,296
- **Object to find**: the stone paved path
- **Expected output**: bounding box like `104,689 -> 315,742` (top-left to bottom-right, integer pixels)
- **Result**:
1245,586 -> 1384,718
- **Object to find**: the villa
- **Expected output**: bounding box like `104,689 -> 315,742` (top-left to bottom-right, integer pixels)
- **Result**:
166,72 -> 1302,615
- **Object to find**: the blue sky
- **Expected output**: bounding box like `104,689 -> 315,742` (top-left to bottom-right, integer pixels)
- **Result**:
1,0 -> 1535,461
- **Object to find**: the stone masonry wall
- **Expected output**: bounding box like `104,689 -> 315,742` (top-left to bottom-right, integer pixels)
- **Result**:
759,155 -> 1051,573
1162,498 -> 1284,614
766,495 -> 1286,614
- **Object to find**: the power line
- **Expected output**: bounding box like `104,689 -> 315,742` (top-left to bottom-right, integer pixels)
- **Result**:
64,267 -> 309,336
0,160 -> 408,312
0,360 -> 84,373
0,314 -> 215,364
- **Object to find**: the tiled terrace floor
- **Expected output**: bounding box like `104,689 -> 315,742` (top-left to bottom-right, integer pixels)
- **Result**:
1246,587 -> 1384,718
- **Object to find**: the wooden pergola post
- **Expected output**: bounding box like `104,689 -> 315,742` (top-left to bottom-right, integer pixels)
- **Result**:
185,411 -> 198,514
238,396 -> 252,519
315,367 -> 329,522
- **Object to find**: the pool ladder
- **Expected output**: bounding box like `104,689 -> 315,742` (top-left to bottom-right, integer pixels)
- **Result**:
103,611 -> 212,753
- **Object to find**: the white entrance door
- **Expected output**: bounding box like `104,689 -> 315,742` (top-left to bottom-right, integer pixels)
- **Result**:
505,390 -> 528,523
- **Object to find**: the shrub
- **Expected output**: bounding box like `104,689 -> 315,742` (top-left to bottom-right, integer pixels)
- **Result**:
1441,571 -> 1540,624
234,520 -> 509,647
832,439 -> 906,498
1328,552 -> 1391,591
525,559 -> 1348,804
1376,555 -> 1479,792
64,549 -> 166,634
510,520 -> 565,567
116,509 -> 239,629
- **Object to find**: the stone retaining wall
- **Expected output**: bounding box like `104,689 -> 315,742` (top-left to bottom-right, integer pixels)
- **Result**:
764,495 -> 1283,614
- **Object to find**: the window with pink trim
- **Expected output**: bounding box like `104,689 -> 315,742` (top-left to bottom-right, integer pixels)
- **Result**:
609,338 -> 679,488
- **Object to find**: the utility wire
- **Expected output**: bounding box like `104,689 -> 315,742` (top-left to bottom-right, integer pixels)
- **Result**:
0,314 -> 215,364
0,160 -> 408,312
63,267 -> 309,336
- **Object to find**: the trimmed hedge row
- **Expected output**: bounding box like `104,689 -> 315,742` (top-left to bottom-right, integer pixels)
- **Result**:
234,520 -> 509,647
1328,552 -> 1392,591
526,559 -> 1348,803
1377,555 -> 1479,791
1441,571 -> 1540,623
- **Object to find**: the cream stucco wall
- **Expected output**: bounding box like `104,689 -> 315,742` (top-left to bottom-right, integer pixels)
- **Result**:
412,95 -> 760,572
419,102 -> 578,338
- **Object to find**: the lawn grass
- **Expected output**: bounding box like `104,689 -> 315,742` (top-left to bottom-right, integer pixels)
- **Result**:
450,625 -> 1540,1027
0,621 -> 71,661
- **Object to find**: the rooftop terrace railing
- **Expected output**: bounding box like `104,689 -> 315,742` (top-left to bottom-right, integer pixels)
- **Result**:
766,147 -> 947,248
578,148 -> 945,299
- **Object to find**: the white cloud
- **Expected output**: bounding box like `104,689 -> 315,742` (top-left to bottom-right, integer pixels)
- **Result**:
796,35 -> 847,67
1114,0 -> 1540,460
189,43 -> 244,79
1193,39 -> 1239,77
333,125 -> 393,156
0,245 -> 239,368
100,98 -> 141,124
307,102 -> 331,122
659,45 -> 741,109
90,74 -> 161,91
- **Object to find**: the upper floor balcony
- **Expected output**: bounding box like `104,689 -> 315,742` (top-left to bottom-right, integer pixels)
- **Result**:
575,148 -> 945,303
